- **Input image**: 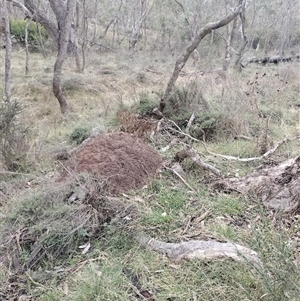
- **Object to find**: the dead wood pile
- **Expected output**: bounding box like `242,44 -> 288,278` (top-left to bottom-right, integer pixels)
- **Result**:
214,156 -> 300,212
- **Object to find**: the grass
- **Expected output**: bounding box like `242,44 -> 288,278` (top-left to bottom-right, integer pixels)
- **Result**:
0,46 -> 299,301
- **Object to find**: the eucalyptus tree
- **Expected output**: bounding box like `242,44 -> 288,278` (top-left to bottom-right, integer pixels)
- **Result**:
6,0 -> 77,115
1,0 -> 12,102
159,0 -> 247,112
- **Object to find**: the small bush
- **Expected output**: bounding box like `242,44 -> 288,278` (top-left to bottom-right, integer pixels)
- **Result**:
0,98 -> 29,171
10,19 -> 48,49
69,127 -> 90,145
136,93 -> 158,113
166,82 -> 209,119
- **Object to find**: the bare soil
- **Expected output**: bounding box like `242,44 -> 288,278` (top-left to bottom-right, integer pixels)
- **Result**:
63,132 -> 163,195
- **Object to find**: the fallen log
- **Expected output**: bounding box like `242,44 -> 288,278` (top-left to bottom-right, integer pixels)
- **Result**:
242,55 -> 300,67
174,148 -> 222,177
214,156 -> 300,212
136,232 -> 260,265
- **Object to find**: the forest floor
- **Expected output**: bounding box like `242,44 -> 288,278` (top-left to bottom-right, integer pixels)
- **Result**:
0,48 -> 300,301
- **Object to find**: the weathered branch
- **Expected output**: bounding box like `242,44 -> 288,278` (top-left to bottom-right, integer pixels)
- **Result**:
214,156 -> 300,212
165,165 -> 195,192
203,136 -> 292,162
174,148 -> 222,177
136,232 -> 260,264
242,55 -> 298,67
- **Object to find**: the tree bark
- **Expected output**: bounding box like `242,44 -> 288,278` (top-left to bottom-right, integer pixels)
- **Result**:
52,0 -> 76,115
7,0 -> 78,114
223,0 -> 238,72
159,0 -> 246,112
23,0 -> 59,47
2,0 -> 12,102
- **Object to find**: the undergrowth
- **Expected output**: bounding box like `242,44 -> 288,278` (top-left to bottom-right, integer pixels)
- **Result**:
0,47 -> 299,301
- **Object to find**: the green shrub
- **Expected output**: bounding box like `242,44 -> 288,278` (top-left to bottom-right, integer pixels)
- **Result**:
69,127 -> 90,145
164,82 -> 210,125
136,93 -> 158,113
0,98 -> 29,171
10,19 -> 48,49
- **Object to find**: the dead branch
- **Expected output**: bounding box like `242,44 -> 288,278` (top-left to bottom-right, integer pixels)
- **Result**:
160,138 -> 179,153
192,210 -> 211,224
174,148 -> 222,177
214,156 -> 300,212
136,231 -> 260,265
185,113 -> 195,135
165,165 -> 195,192
181,215 -> 192,235
202,136 -> 293,162
242,55 -> 297,67
167,119 -> 199,142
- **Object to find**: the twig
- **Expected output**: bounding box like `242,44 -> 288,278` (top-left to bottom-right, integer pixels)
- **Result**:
185,113 -> 195,134
160,138 -> 178,152
182,215 -> 192,235
165,166 -> 195,192
193,210 -> 211,224
167,125 -> 199,142
180,148 -> 222,177
25,271 -> 45,288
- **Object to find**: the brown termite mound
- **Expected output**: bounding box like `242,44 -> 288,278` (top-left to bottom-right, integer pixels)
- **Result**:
63,132 -> 163,195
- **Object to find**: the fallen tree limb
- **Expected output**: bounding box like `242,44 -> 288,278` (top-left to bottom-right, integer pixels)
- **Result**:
202,136 -> 292,162
174,148 -> 222,177
167,119 -> 199,142
242,55 -> 300,67
136,232 -> 260,265
164,164 -> 195,192
214,156 -> 300,212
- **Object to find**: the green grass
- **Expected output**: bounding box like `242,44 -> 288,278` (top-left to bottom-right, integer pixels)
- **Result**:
30,227 -> 299,301
1,48 -> 299,301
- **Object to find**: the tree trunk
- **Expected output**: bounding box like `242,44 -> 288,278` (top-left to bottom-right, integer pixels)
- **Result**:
234,1 -> 248,72
23,0 -> 59,47
223,0 -> 237,72
52,0 -> 76,115
81,0 -> 88,72
25,19 -> 32,75
7,0 -> 78,115
2,0 -> 12,102
159,0 -> 246,112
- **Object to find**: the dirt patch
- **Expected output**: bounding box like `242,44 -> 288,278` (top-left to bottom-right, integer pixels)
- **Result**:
63,132 -> 163,195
